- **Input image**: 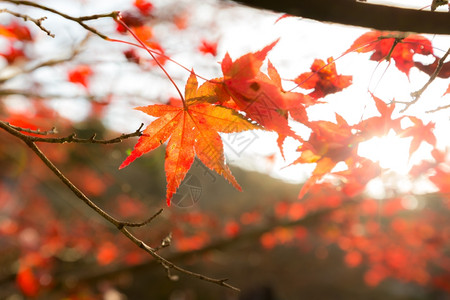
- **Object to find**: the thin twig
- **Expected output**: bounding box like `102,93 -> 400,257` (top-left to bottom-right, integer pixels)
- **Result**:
0,0 -> 117,39
0,121 -> 144,144
0,122 -> 240,292
401,47 -> 450,113
0,8 -> 54,37
426,103 -> 450,113
6,123 -> 58,135
119,208 -> 164,228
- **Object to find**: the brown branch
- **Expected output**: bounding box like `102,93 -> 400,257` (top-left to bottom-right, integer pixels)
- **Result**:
233,0 -> 450,34
1,121 -> 144,144
401,47 -> 450,112
426,103 -> 450,113
0,8 -> 54,37
7,123 -> 58,135
0,121 -> 240,292
118,208 -> 164,228
0,0 -> 117,39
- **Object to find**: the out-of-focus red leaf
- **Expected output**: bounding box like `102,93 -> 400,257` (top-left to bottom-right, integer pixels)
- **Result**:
173,12 -> 188,30
444,83 -> 450,96
429,167 -> 450,194
0,21 -> 32,41
198,40 -> 218,56
224,221 -> 240,238
0,45 -> 26,64
67,65 -> 93,89
16,266 -> 39,297
357,93 -> 401,137
116,12 -> 145,33
401,116 -> 436,157
345,250 -> 363,267
134,0 -> 153,16
96,242 -> 118,265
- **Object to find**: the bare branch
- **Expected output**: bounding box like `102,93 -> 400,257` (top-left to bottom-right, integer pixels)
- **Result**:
426,103 -> 450,113
6,123 -> 58,135
119,208 -> 164,228
401,47 -> 450,112
0,8 -> 54,37
0,121 -> 240,292
0,121 -> 144,144
0,0 -> 117,39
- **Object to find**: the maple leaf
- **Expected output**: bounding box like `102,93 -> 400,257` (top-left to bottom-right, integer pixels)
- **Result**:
444,83 -> 450,96
120,73 -> 260,205
356,93 -> 401,137
134,0 -> 153,16
346,31 -> 433,76
0,21 -> 32,41
293,57 -> 352,99
429,167 -> 450,194
292,114 -> 362,198
400,116 -> 436,157
67,65 -> 93,89
218,40 -> 303,149
198,40 -> 218,56
415,56 -> 450,79
0,45 -> 27,64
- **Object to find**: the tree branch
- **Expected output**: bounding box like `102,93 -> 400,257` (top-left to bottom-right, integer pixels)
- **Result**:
0,8 -> 54,37
0,0 -> 117,39
0,121 -> 144,144
401,47 -> 450,112
0,122 -> 240,292
233,0 -> 450,35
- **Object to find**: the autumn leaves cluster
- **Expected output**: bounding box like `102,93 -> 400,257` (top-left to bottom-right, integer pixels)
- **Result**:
120,31 -> 441,205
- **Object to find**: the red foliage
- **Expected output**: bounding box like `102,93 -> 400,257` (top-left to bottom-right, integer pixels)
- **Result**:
347,31 -> 433,76
294,57 -> 352,99
198,40 -> 218,56
67,65 -> 93,89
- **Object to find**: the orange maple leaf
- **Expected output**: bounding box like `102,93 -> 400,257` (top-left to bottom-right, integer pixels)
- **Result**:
218,40 -> 304,152
293,57 -> 352,99
120,72 -> 260,205
292,114 -> 361,198
346,31 -> 433,76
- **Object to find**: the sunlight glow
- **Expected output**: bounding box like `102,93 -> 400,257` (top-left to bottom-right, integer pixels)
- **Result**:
358,131 -> 411,174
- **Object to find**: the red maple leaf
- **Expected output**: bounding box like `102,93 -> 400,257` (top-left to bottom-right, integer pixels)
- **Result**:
292,114 -> 362,198
0,45 -> 26,64
415,55 -> 450,79
199,40 -> 218,56
346,31 -> 433,76
16,266 -> 40,297
293,57 -> 352,99
120,73 -> 260,205
134,0 -> 153,16
0,21 -> 32,41
218,40 -> 303,146
67,65 -> 93,89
